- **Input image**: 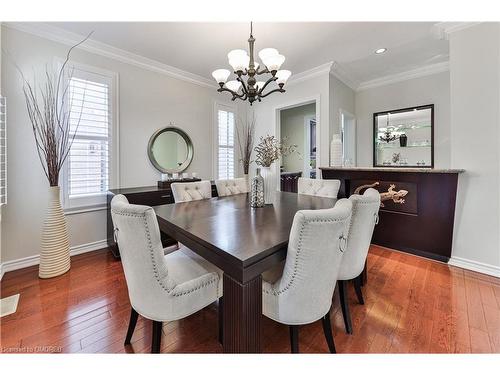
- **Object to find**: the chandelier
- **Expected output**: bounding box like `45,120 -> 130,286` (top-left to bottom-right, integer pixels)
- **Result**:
211,22 -> 291,105
379,113 -> 400,143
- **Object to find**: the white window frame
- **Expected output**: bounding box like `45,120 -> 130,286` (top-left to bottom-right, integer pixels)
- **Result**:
58,60 -> 119,213
213,102 -> 237,180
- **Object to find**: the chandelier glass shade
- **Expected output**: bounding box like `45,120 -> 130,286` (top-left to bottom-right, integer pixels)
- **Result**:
212,23 -> 291,105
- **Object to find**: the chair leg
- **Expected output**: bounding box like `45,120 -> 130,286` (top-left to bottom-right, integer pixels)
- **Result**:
124,307 -> 139,345
338,280 -> 353,334
218,297 -> 223,345
151,320 -> 163,353
354,275 -> 365,305
289,325 -> 300,353
321,311 -> 337,353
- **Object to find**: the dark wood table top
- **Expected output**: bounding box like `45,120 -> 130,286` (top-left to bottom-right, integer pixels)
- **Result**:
154,192 -> 337,280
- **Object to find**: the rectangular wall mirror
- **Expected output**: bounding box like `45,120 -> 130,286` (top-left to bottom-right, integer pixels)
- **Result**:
373,104 -> 434,168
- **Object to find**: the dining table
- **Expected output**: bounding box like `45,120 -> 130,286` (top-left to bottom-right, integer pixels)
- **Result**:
154,191 -> 337,353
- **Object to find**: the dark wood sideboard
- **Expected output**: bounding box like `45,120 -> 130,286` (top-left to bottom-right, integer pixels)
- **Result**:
107,182 -> 218,258
321,167 -> 464,262
280,171 -> 302,193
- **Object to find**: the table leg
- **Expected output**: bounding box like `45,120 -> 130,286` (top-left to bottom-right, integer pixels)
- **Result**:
222,273 -> 262,353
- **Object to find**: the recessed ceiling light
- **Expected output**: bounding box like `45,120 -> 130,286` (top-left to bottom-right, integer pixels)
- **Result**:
375,48 -> 387,54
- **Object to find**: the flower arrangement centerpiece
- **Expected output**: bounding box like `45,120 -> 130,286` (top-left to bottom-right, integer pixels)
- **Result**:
252,135 -> 297,205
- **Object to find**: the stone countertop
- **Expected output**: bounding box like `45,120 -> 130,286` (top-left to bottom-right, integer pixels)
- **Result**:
319,167 -> 465,174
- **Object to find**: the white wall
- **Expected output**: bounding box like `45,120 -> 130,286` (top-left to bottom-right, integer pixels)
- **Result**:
329,74 -> 355,137
355,72 -> 451,168
1,26 -> 233,264
448,23 -> 500,275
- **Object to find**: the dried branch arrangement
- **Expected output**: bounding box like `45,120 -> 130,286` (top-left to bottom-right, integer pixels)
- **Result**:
254,135 -> 298,168
236,114 -> 256,175
18,33 -> 91,186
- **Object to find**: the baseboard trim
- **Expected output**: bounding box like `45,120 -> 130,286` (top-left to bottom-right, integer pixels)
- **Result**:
449,256 -> 500,278
0,239 -> 108,280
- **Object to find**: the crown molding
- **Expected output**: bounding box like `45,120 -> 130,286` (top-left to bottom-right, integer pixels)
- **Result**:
330,61 -> 360,91
287,61 -> 334,86
356,61 -> 449,92
3,22 -> 215,88
432,22 -> 482,40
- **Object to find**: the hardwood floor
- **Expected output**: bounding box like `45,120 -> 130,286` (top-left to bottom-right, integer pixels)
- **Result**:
1,245 -> 499,353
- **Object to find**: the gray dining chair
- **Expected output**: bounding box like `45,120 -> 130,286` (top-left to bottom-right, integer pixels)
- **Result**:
337,188 -> 380,334
171,180 -> 212,203
297,177 -> 341,198
215,177 -> 249,196
261,198 -> 353,353
110,194 -> 223,353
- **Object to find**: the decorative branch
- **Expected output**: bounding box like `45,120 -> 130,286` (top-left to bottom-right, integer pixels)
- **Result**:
236,114 -> 256,175
16,33 -> 92,187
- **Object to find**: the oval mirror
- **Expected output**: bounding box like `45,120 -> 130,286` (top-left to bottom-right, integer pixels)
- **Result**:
147,126 -> 194,173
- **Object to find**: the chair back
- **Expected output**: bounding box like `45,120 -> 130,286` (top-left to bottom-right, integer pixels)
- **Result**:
267,199 -> 352,324
110,195 -> 175,319
215,178 -> 249,197
171,180 -> 212,202
298,177 -> 340,198
338,188 -> 380,280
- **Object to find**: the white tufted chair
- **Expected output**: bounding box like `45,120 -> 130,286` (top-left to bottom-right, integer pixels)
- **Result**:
215,178 -> 249,197
171,180 -> 212,203
110,194 -> 223,353
297,177 -> 341,198
337,188 -> 380,334
262,199 -> 353,353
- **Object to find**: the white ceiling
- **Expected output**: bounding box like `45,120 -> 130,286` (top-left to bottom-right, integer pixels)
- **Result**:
47,22 -> 449,85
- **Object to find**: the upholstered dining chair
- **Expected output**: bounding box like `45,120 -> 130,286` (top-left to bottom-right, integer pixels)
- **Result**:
297,177 -> 341,198
110,194 -> 223,353
215,177 -> 249,197
262,199 -> 353,353
171,180 -> 212,203
337,188 -> 380,334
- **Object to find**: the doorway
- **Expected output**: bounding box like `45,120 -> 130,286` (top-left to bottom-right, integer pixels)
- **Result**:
278,101 -> 317,192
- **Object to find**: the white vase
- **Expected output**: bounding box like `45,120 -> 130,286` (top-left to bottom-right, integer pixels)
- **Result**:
330,134 -> 343,167
260,166 -> 275,205
39,186 -> 71,279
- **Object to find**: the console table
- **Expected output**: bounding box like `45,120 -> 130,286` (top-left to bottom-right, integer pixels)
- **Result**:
107,182 -> 218,258
320,167 -> 464,262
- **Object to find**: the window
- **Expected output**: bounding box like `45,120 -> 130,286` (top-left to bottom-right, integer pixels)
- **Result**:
62,64 -> 118,211
0,96 -> 6,205
216,106 -> 236,180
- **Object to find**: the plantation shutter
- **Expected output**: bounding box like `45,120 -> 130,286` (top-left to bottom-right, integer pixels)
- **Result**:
0,96 -> 6,205
67,72 -> 111,199
218,109 -> 235,180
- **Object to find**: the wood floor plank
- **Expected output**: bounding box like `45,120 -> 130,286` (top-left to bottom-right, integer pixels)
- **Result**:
1,246 -> 499,353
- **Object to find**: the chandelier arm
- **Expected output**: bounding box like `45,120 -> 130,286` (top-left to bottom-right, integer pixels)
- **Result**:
258,76 -> 278,95
237,76 -> 249,95
218,87 -> 245,99
259,87 -> 285,98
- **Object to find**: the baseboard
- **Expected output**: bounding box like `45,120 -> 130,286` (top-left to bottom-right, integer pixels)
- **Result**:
0,239 -> 108,279
449,256 -> 500,278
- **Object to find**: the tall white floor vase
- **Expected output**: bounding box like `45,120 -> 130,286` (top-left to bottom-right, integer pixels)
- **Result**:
260,166 -> 275,205
39,186 -> 71,279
